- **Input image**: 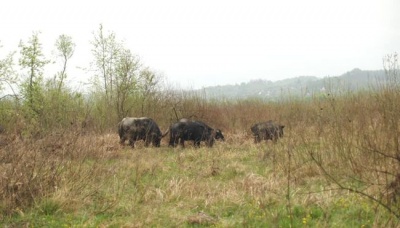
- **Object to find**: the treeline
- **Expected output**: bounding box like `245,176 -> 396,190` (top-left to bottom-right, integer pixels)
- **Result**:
199,68 -> 387,100
3,25 -> 325,139
0,25 -> 230,137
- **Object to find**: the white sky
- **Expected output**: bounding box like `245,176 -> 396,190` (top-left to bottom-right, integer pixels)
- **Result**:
1,0 -> 399,89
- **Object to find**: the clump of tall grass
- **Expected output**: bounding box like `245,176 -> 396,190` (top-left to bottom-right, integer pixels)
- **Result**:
278,53 -> 400,221
0,130 -> 122,216
0,135 -> 66,215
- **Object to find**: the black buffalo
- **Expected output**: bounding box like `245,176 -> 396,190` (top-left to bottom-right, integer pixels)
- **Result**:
251,120 -> 284,143
118,117 -> 163,148
165,119 -> 224,148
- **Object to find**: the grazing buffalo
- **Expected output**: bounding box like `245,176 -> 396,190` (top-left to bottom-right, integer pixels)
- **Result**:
251,120 -> 284,143
118,117 -> 163,148
164,119 -> 224,148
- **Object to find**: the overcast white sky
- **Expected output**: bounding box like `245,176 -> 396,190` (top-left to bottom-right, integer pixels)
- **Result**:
1,0 -> 399,89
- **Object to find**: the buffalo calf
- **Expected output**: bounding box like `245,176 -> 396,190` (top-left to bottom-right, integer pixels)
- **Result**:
118,117 -> 163,148
251,120 -> 284,143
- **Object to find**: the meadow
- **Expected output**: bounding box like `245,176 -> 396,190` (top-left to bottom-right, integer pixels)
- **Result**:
1,80 -> 400,227
1,30 -> 399,227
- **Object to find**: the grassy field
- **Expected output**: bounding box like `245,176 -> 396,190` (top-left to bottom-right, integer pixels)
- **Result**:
2,82 -> 400,227
1,124 -> 399,227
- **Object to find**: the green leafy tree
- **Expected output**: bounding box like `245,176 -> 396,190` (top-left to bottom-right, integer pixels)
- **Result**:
0,42 -> 16,97
90,25 -> 123,128
89,25 -> 164,129
54,34 -> 75,91
38,34 -> 85,131
90,24 -> 120,104
114,48 -> 141,119
0,42 -> 17,133
18,32 -> 50,134
138,67 -> 160,116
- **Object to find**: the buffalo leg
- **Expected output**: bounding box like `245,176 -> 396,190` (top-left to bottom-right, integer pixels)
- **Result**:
207,138 -> 214,147
180,139 -> 185,148
168,138 -> 175,147
144,137 -> 150,147
129,138 -> 135,148
254,135 -> 261,143
272,134 -> 278,143
120,136 -> 127,145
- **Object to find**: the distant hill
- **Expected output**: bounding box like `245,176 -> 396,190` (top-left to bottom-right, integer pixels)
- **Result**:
196,69 -> 386,100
